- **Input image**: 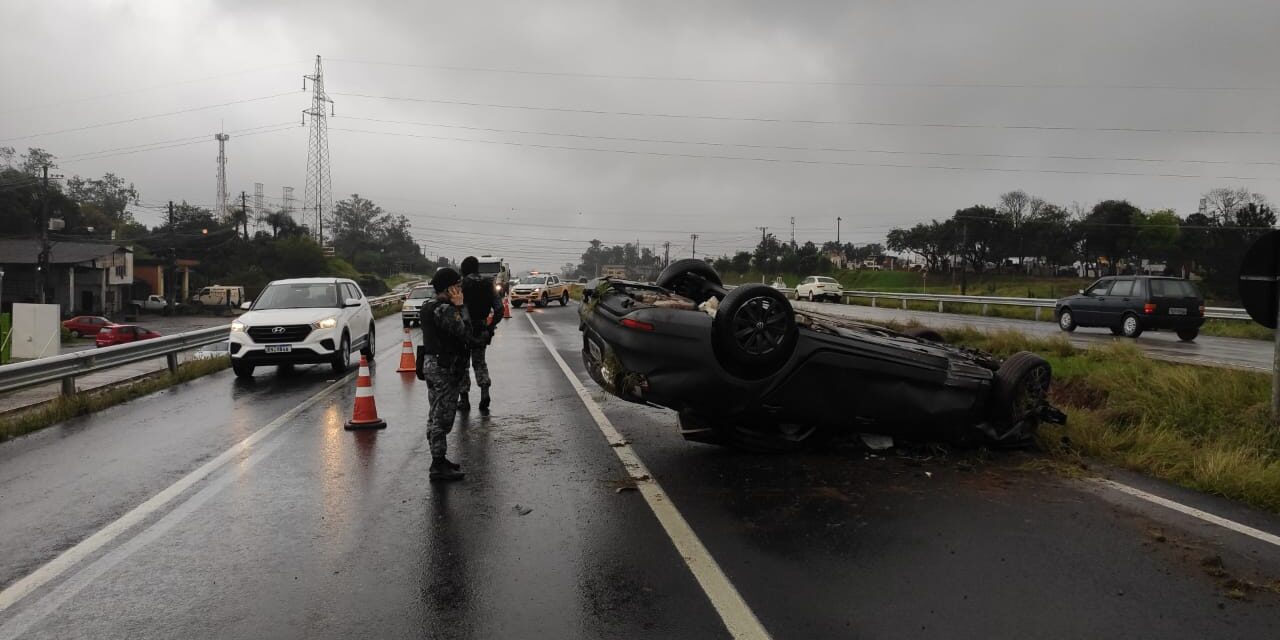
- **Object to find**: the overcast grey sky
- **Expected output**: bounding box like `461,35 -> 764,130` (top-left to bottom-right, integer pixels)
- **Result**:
3,0 -> 1279,273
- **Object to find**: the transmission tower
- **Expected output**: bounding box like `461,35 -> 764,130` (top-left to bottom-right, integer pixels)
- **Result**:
302,54 -> 335,246
253,182 -> 264,232
214,133 -> 230,220
283,186 -> 294,216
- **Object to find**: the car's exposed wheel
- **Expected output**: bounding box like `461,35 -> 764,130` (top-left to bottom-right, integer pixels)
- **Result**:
232,360 -> 255,379
538,293 -> 548,308
361,324 -> 376,360
70,330 -> 81,338
904,327 -> 946,343
656,258 -> 723,304
1177,328 -> 1199,342
1057,308 -> 1077,332
989,351 -> 1053,443
807,290 -> 815,302
332,334 -> 351,374
1121,314 -> 1143,338
560,291 -> 569,306
712,283 -> 797,379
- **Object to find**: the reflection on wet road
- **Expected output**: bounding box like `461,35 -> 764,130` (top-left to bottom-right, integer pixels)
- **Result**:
0,306 -> 1278,638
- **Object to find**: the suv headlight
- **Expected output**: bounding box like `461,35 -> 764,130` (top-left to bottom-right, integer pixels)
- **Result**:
313,317 -> 338,330
231,321 -> 245,332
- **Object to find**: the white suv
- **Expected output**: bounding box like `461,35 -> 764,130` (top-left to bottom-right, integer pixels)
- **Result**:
795,276 -> 843,302
229,278 -> 375,378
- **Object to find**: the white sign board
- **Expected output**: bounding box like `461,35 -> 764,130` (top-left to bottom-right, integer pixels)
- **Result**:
11,303 -> 61,360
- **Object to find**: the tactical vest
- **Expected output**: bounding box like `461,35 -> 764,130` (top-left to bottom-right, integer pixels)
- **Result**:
420,299 -> 465,357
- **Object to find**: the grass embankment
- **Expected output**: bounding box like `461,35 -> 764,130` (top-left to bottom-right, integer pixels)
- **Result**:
933,326 -> 1280,513
372,303 -> 402,320
0,356 -> 232,442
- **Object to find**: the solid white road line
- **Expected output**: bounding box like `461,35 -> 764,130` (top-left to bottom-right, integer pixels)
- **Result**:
0,344 -> 404,615
527,314 -> 773,640
1093,478 -> 1280,548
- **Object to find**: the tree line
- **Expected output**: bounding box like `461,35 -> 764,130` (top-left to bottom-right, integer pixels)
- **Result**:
0,147 -> 432,297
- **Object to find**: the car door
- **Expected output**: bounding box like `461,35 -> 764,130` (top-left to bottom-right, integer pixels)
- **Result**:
343,283 -> 369,342
1074,279 -> 1112,325
1100,278 -> 1135,327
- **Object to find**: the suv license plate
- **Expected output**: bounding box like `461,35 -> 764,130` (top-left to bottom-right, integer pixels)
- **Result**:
1168,308 -> 1187,316
588,339 -> 602,362
265,345 -> 293,353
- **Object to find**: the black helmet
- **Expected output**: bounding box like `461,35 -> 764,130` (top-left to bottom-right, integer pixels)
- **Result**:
460,256 -> 479,276
431,267 -> 461,292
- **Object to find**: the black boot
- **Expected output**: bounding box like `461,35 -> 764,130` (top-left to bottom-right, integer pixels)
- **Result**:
479,387 -> 491,414
430,457 -> 464,481
458,392 -> 470,412
444,457 -> 462,471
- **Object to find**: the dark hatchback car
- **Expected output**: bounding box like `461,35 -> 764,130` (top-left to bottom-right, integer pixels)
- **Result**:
579,259 -> 1065,452
1054,276 -> 1205,341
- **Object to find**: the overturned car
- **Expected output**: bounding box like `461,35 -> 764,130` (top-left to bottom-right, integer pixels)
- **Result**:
579,260 -> 1065,452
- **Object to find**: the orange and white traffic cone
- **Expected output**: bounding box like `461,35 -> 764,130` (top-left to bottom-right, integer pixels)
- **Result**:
345,355 -> 387,430
503,297 -> 512,319
395,327 -> 416,373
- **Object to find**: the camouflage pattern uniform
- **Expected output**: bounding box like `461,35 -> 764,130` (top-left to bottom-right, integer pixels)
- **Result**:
460,273 -> 504,396
425,299 -> 471,458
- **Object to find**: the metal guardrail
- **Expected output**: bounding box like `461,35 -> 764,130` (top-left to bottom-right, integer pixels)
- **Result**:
0,292 -> 406,397
781,288 -> 1250,322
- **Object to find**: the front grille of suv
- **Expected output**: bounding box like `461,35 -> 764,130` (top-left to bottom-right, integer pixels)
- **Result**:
247,324 -> 313,344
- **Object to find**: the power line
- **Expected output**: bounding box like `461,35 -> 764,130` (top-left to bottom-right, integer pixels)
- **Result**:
59,125 -> 298,165
339,114 -> 1280,167
0,92 -> 298,143
333,91 -> 1280,136
326,58 -> 1280,93
328,126 -> 1274,181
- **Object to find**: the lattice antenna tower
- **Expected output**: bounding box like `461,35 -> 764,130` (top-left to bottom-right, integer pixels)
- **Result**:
302,55 -> 335,246
214,133 -> 230,220
283,186 -> 295,218
253,182 -> 265,233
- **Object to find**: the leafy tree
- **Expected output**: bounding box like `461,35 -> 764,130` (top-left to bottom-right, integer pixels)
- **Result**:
1080,200 -> 1142,274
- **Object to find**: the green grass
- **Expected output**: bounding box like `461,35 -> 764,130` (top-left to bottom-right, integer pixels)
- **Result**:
372,302 -> 402,320
0,356 -> 232,442
934,328 -> 1280,513
383,273 -> 422,289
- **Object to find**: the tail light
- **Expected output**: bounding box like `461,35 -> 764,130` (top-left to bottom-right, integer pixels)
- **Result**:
1199,305 -> 1206,315
621,318 -> 655,332
1143,303 -> 1156,314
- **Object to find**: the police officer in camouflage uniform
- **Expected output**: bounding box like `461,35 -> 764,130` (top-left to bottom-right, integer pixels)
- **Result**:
458,256 -> 504,415
419,267 -> 470,482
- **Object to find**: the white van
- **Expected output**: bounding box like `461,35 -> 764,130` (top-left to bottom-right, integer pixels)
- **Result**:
476,256 -> 511,296
191,285 -> 245,307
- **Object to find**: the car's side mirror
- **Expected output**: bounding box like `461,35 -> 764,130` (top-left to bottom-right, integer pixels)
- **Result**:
240,301 -> 252,310
345,297 -> 362,308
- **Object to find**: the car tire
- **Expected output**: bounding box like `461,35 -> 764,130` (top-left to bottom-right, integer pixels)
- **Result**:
232,361 -> 255,379
989,351 -> 1053,443
360,324 -> 376,361
712,283 -> 798,379
656,258 -> 723,304
538,293 -> 548,308
70,330 -> 81,338
904,327 -> 945,343
807,290 -> 815,302
1057,308 -> 1077,332
332,334 -> 351,374
1120,313 -> 1143,338
560,291 -> 569,306
1176,328 -> 1199,342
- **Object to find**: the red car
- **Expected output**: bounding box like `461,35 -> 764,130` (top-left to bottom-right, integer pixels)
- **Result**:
96,324 -> 162,348
62,315 -> 114,338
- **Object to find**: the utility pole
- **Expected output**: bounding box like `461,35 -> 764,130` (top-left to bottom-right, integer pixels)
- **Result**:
837,216 -> 842,244
36,165 -> 50,304
790,216 -> 796,248
690,234 -> 698,258
960,220 -> 969,295
166,201 -> 176,316
240,191 -> 249,239
662,241 -> 670,267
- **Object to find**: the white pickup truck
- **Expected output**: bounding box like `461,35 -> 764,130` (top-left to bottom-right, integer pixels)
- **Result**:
130,294 -> 169,312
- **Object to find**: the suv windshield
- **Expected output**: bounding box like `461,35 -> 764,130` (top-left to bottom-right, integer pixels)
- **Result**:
519,276 -> 548,285
253,283 -> 340,309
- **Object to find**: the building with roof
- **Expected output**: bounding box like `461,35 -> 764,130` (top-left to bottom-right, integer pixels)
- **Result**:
0,239 -> 133,315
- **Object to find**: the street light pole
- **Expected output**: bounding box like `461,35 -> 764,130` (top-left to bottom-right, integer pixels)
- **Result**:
837,216 -> 842,244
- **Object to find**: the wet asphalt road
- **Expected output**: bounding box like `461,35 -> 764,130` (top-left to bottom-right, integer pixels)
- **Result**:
1,307 -> 1279,638
793,300 -> 1272,372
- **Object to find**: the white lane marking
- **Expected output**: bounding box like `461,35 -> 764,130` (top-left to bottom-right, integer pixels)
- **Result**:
1094,478 -> 1280,548
0,343 -> 405,614
527,315 -> 772,640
